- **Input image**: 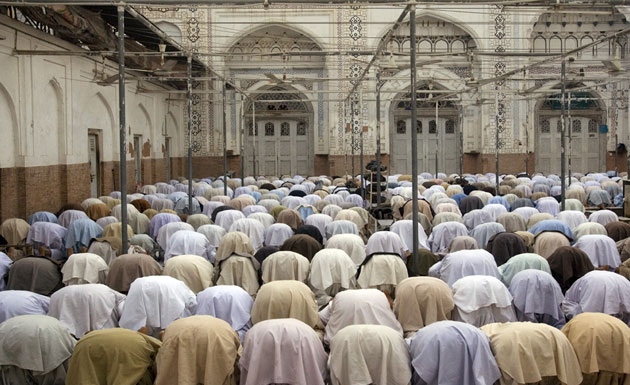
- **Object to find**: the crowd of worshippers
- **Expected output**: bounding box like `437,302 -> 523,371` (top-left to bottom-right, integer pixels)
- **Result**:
0,171 -> 629,385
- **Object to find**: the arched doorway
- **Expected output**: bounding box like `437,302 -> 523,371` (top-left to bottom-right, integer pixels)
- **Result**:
389,84 -> 459,175
535,87 -> 605,174
226,25 -> 324,177
244,86 -> 313,176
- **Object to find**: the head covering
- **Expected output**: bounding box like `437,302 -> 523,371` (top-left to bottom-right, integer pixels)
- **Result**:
409,321 -> 501,385
393,277 -> 453,337
485,232 -> 528,266
574,222 -> 607,241
251,280 -> 322,332
215,231 -> 255,263
118,275 -> 197,337
61,252 -> 109,285
7,256 -> 63,295
276,209 -> 304,230
27,211 -> 57,226
325,234 -> 366,267
498,253 -> 551,286
438,249 -> 501,287
428,222 -> 469,254
365,231 -> 407,259
295,224 -> 324,245
509,270 -> 565,328
279,234 -> 323,262
0,315 -> 76,375
328,324 -> 411,385
324,289 -> 403,344
57,209 -> 89,229
163,230 -> 210,262
66,328 -> 161,385
106,253 -> 162,293
533,231 -> 571,259
605,221 -> 630,242
253,245 -> 278,266
574,234 -> 621,269
481,322 -> 583,385
496,212 -> 527,233
163,254 -> 214,294
448,236 -> 479,252
561,313 -> 630,382
229,218 -> 265,251
196,285 -> 253,342
155,316 -> 240,385
48,284 -> 125,338
0,219 -> 29,246
0,290 -> 50,323
308,249 -> 357,305
547,246 -> 594,293
470,223 -> 506,249
459,196 -> 484,216
240,319 -> 327,385
261,251 -> 310,283
451,275 -> 516,327
26,222 -> 67,260
562,270 -> 630,322
357,253 -> 408,294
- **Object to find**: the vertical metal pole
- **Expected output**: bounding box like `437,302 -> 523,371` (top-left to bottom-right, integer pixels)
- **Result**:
351,99 -> 356,180
627,90 -> 630,176
223,83 -> 228,196
567,92 -> 573,179
376,72 -> 382,207
117,6 -> 128,249
435,101 -> 439,178
240,96 -> 245,179
410,5 -> 419,272
186,55 -> 193,214
252,102 -> 256,177
359,92 -> 364,198
495,88 -> 500,194
560,60 -> 567,211
525,99 -> 530,176
458,108 -> 463,176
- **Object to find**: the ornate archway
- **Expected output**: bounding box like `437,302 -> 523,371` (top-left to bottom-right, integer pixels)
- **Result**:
244,85 -> 314,176
535,84 -> 606,174
389,82 -> 460,175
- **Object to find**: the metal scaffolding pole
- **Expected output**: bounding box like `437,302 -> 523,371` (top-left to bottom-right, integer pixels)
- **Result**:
359,91 -> 364,198
117,5 -> 128,249
223,83 -> 228,196
410,4 -> 419,273
435,100 -> 439,178
560,60 -> 567,211
187,55 -> 193,214
495,89 -> 500,194
458,108 -> 463,176
252,102 -> 256,178
567,92 -> 573,179
240,96 -> 245,179
351,100 -> 356,180
376,72 -> 383,206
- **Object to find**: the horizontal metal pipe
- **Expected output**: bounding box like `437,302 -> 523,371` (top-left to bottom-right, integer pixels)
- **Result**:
3,0 -> 630,5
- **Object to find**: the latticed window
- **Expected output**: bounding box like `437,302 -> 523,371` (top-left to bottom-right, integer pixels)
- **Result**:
397,120 -> 406,134
429,120 -> 437,134
280,122 -> 290,136
556,119 -> 563,133
297,121 -> 307,136
416,120 -> 422,134
588,119 -> 599,133
248,122 -> 258,136
572,119 -> 582,133
445,119 -> 455,134
265,122 -> 275,136
247,87 -> 309,113
540,119 -> 550,133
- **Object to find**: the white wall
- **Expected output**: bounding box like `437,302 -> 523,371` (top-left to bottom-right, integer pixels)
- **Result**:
0,15 -> 186,170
